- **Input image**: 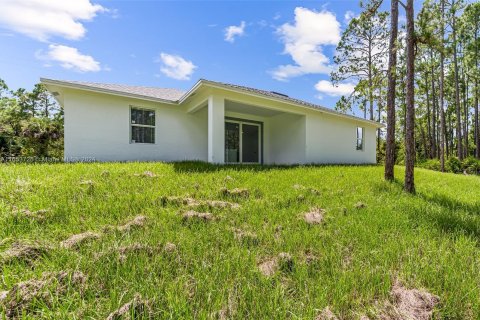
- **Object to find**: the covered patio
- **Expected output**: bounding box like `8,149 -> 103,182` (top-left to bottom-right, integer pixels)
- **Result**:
187,96 -> 306,165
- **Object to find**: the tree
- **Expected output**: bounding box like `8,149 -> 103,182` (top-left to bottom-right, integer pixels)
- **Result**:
404,0 -> 416,193
331,1 -> 389,121
0,79 -> 63,158
460,2 -> 480,158
385,0 -> 399,181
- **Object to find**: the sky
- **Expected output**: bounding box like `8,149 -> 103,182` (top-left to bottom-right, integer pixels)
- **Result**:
0,0 -> 404,114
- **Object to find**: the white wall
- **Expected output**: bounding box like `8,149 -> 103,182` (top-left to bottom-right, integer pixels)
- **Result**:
269,113 -> 306,164
62,86 -> 378,164
305,111 -> 377,164
64,89 -> 207,162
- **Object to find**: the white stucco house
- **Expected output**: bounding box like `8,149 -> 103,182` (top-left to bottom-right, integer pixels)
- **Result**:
41,78 -> 382,164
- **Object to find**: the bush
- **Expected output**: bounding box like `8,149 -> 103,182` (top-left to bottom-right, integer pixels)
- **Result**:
462,156 -> 480,175
446,157 -> 463,173
419,159 -> 441,171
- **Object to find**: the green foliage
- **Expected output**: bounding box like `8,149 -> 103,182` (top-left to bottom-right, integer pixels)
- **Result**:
446,157 -> 463,173
0,78 -> 63,159
418,159 -> 441,171
462,156 -> 480,174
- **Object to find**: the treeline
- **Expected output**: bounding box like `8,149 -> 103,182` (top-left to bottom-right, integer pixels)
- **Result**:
0,79 -> 63,159
332,0 -> 480,190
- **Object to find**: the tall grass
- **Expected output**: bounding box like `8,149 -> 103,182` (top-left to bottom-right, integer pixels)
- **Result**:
0,162 -> 479,318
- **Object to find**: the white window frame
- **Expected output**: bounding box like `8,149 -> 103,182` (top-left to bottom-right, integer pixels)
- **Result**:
130,106 -> 156,144
356,127 -> 364,151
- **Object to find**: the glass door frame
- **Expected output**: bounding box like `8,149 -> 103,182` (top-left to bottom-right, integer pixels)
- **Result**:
225,117 -> 263,164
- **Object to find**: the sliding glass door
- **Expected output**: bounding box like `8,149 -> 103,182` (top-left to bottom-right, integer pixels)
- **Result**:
225,120 -> 261,164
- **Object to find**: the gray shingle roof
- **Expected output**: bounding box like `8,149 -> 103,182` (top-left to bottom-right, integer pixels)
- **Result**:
41,77 -> 382,127
57,80 -> 186,102
199,79 -> 331,111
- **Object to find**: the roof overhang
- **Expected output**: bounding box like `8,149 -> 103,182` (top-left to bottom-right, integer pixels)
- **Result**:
40,77 -> 384,128
40,78 -> 178,105
180,80 -> 384,128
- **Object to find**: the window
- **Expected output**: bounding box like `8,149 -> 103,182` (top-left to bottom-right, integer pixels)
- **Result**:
356,127 -> 364,151
130,107 -> 155,144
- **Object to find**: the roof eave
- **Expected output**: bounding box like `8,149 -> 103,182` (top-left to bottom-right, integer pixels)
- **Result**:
40,78 -> 179,105
180,80 -> 384,128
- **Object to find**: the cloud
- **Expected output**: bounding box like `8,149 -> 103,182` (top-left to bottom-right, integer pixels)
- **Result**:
271,7 -> 341,81
36,44 -> 101,72
315,80 -> 355,98
344,11 -> 356,23
224,21 -> 246,43
158,53 -> 197,80
0,0 -> 105,41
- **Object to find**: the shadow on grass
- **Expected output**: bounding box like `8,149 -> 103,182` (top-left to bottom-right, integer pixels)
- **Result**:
379,178 -> 480,239
172,161 -> 298,173
172,160 -> 379,173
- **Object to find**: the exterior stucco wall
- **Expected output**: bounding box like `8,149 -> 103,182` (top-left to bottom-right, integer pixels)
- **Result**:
269,113 -> 306,164
305,111 -> 377,164
64,89 -> 207,162
62,86 -> 378,164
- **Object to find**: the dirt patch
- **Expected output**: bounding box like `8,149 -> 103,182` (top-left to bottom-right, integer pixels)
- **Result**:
205,200 -> 241,210
160,196 -> 201,207
302,250 -> 318,264
101,170 -> 110,177
1,241 -> 50,264
1,270 -> 87,318
106,293 -> 151,320
220,187 -> 249,198
160,196 -> 240,210
304,208 -> 325,225
116,215 -> 147,232
164,242 -> 177,253
134,171 -> 157,178
232,228 -> 258,245
354,202 -> 366,209
13,208 -> 50,221
315,307 -> 339,320
60,231 -> 101,249
182,210 -> 213,222
258,258 -> 278,277
117,244 -> 156,262
216,286 -> 239,320
378,281 -> 440,320
0,290 -> 8,301
257,252 -> 293,277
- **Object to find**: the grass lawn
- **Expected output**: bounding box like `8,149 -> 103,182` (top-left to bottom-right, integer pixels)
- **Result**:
1,162 -> 479,319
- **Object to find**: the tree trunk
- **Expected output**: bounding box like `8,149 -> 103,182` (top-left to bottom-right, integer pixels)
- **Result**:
377,87 -> 383,162
464,74 -> 469,158
476,13 -> 480,159
439,0 -> 446,171
420,123 -> 428,159
384,0 -> 398,181
430,50 -> 438,158
404,0 -> 415,193
476,82 -> 480,158
453,14 -> 463,160
425,73 -> 432,158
